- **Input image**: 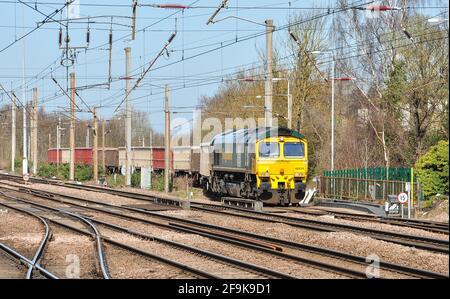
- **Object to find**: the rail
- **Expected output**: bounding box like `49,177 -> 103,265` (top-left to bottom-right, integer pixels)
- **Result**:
0,197 -> 56,279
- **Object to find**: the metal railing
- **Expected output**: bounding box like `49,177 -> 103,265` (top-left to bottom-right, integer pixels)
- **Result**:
317,176 -> 422,206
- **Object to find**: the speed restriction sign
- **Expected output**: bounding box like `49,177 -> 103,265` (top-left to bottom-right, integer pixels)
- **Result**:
398,192 -> 408,204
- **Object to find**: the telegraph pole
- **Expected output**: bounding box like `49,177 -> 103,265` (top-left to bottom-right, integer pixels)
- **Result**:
93,107 -> 98,183
125,47 -> 132,186
265,19 -> 274,128
102,119 -> 106,171
164,84 -> 170,193
32,87 -> 38,175
69,72 -> 76,181
11,93 -> 16,172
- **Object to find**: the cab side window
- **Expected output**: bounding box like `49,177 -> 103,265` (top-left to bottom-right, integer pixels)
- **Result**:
259,142 -> 280,158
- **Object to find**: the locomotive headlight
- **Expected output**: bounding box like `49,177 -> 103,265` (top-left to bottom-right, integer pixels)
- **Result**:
295,172 -> 304,178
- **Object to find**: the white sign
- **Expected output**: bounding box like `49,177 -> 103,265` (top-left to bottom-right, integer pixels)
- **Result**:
22,158 -> 28,176
398,192 -> 408,204
141,168 -> 151,189
405,182 -> 411,192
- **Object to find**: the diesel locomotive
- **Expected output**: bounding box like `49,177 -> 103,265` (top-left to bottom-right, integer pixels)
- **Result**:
205,127 -> 308,205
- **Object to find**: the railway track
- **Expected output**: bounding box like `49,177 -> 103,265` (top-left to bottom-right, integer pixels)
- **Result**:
0,190 -> 297,279
0,246 -> 29,279
0,181 -> 446,279
7,173 -> 446,253
190,203 -> 449,254
7,173 -> 447,235
58,209 -> 110,279
0,200 -> 58,279
280,206 -> 449,234
0,194 -> 218,279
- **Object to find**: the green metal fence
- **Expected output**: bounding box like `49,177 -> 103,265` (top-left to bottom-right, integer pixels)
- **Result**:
323,167 -> 416,182
319,167 -> 423,205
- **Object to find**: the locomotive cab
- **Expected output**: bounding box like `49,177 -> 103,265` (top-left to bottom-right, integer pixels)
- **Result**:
256,135 -> 308,205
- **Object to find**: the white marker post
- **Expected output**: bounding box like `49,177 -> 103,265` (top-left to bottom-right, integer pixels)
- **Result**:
405,182 -> 411,219
398,192 -> 408,219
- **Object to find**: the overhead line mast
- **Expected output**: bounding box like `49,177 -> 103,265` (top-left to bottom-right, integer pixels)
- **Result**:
124,47 -> 132,186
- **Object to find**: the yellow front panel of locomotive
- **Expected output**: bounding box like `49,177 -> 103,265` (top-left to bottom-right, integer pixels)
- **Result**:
255,136 -> 308,189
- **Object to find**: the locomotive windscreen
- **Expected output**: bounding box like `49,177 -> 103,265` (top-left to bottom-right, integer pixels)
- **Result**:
284,142 -> 305,157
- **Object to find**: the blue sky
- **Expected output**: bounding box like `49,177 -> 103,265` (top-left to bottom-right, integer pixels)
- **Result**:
0,0 -> 444,133
0,0 -> 337,133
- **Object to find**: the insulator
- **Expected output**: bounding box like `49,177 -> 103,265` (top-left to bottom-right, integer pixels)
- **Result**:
58,28 -> 62,47
86,29 -> 90,44
167,32 -> 176,43
109,32 -> 113,45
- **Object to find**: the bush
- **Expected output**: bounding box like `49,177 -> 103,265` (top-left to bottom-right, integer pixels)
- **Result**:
415,140 -> 449,198
106,174 -> 125,186
38,163 -> 57,178
151,173 -> 165,191
131,171 -> 141,187
75,165 -> 93,181
37,163 -> 94,182
13,159 -> 25,174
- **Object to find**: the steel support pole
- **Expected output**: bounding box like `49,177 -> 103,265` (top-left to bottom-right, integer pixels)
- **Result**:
287,80 -> 292,129
93,108 -> 98,183
331,56 -> 335,172
11,93 -> 16,172
264,19 -> 274,128
56,115 -> 61,174
22,97 -> 27,175
86,126 -> 90,147
164,84 -> 170,193
102,119 -> 106,172
124,47 -> 132,186
32,88 -> 38,175
69,72 -> 76,181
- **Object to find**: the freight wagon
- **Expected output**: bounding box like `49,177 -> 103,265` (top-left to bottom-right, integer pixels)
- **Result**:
48,147 -> 93,165
118,146 -> 173,171
47,147 -> 119,171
